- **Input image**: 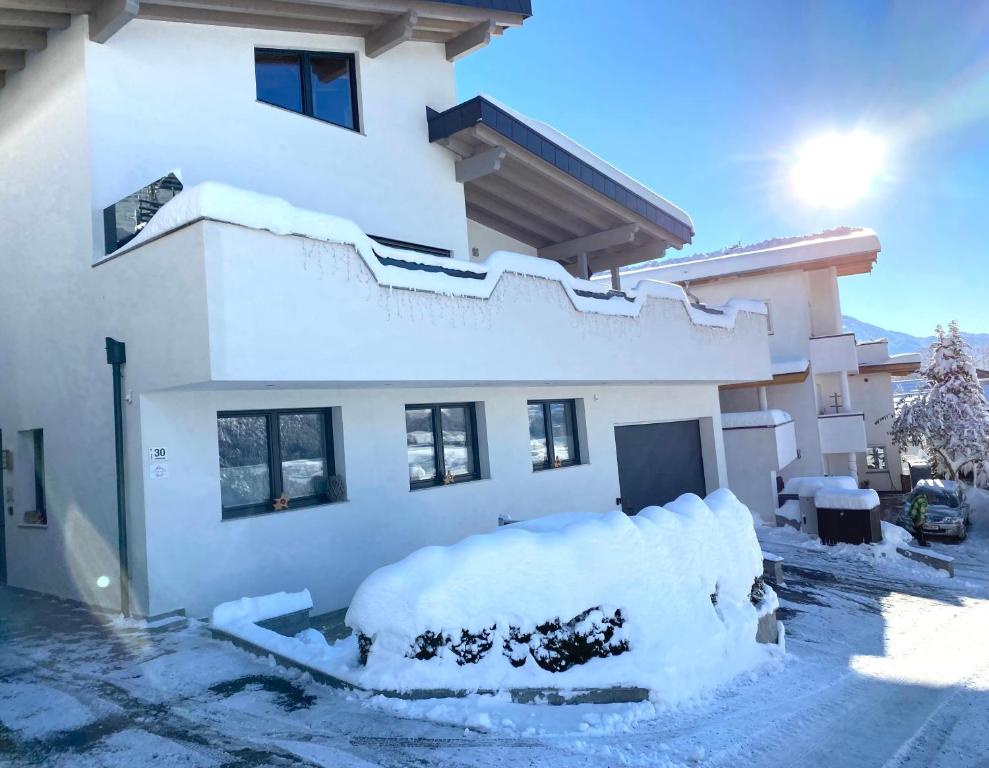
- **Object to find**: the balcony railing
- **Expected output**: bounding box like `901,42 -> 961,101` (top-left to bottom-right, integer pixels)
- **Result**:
818,412 -> 867,455
809,333 -> 859,374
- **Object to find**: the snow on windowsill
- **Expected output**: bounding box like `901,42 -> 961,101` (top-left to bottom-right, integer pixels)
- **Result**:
721,409 -> 792,429
109,182 -> 765,330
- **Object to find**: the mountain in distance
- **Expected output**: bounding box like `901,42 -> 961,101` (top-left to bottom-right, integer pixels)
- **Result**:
842,315 -> 989,359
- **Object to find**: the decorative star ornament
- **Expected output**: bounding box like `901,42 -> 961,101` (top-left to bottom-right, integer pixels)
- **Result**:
273,493 -> 290,511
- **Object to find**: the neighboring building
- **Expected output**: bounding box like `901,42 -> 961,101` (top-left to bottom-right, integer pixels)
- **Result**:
617,228 -> 921,521
0,2 -> 771,617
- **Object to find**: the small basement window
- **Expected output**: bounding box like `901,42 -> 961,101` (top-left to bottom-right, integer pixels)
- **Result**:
528,399 -> 581,470
217,409 -> 343,519
255,48 -> 359,131
406,404 -> 480,489
866,445 -> 888,472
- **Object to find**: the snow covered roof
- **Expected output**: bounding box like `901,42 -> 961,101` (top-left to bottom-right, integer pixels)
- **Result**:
621,227 -> 880,284
856,338 -> 922,373
114,182 -> 765,330
427,96 -> 693,266
480,95 -> 693,232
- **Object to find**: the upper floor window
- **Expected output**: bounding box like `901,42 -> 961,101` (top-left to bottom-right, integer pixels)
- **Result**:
406,404 -> 480,489
866,445 -> 887,472
255,48 -> 359,132
217,408 -> 343,519
528,400 -> 580,470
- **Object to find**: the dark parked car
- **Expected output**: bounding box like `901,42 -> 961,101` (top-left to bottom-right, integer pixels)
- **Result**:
898,485 -> 969,541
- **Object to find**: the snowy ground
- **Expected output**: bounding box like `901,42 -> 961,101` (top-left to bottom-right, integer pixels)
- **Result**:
3,493 -> 989,767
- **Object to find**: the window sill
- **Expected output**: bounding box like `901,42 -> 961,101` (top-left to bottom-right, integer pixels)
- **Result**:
255,99 -> 365,136
18,523 -> 48,529
532,462 -> 584,473
866,470 -> 889,474
222,498 -> 349,522
409,477 -> 488,493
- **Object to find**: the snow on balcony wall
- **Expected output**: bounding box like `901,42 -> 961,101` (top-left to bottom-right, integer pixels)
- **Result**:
818,413 -> 868,455
809,334 -> 860,375
109,183 -> 772,386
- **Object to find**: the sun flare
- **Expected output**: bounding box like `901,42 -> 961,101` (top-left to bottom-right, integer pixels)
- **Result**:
791,131 -> 885,207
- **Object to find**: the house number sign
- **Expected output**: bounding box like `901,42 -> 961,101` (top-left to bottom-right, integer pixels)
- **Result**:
149,447 -> 169,480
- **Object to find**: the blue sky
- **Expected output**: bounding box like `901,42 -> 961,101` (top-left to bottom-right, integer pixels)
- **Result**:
456,0 -> 989,337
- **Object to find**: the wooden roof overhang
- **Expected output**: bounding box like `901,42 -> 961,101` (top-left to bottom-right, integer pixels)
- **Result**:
0,0 -> 531,88
720,366 -> 810,392
857,361 -> 923,377
681,248 -> 879,288
428,95 -> 694,276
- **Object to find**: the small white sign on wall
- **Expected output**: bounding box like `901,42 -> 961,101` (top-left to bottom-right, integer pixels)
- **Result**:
149,447 -> 169,480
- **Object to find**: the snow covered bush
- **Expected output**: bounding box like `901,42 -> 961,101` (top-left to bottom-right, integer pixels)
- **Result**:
889,321 -> 989,480
339,490 -> 780,697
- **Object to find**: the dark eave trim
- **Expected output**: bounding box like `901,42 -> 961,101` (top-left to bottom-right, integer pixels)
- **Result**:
434,0 -> 531,15
427,96 -> 693,244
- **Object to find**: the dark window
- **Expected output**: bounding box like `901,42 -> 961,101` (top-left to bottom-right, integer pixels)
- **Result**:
406,404 -> 480,489
866,446 -> 887,471
102,172 -> 184,254
32,430 -> 46,524
255,48 -> 359,131
528,400 -> 580,470
369,235 -> 452,259
217,409 -> 341,518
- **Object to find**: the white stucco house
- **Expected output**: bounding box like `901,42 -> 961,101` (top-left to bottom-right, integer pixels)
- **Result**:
618,228 -> 922,522
0,0 -> 773,618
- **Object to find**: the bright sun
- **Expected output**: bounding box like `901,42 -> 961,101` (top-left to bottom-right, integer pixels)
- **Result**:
790,131 -> 885,207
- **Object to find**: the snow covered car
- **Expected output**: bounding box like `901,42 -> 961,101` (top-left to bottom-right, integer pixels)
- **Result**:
898,486 -> 968,541
915,479 -> 970,525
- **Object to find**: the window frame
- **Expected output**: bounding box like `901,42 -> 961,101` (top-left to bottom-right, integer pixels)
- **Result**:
217,408 -> 337,520
32,429 -> 46,524
254,47 -> 360,132
406,402 -> 480,490
866,445 -> 888,472
528,399 -> 581,471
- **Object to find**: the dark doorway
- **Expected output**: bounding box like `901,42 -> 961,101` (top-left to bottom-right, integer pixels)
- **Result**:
614,420 -> 707,515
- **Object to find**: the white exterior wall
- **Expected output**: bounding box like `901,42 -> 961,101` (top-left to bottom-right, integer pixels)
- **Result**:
722,420 -> 797,522
84,19 -> 470,261
140,382 -> 726,617
685,271 -> 811,361
699,273 -> 829,484
806,267 -> 843,337
467,219 -> 537,262
850,371 -> 904,491
0,20 -> 137,609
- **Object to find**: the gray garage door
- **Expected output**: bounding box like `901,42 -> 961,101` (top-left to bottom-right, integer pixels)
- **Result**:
614,420 -> 706,515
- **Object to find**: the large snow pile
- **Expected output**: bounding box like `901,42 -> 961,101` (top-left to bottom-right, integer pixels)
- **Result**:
211,590 -> 312,628
339,490 -> 778,697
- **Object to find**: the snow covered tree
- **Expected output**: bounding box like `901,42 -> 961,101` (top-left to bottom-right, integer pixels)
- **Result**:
890,321 -> 989,480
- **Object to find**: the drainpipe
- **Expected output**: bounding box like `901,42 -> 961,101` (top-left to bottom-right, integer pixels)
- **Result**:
105,338 -> 130,617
